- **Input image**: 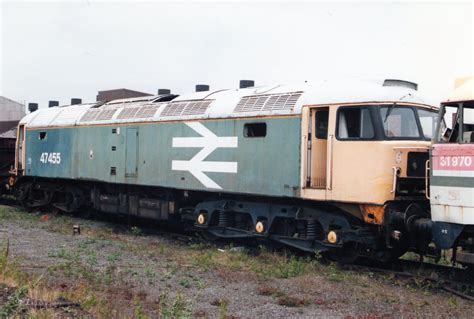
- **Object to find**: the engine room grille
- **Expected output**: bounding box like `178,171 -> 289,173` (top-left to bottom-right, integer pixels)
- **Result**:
80,109 -> 117,122
105,103 -> 165,120
234,92 -> 302,113
160,100 -> 213,117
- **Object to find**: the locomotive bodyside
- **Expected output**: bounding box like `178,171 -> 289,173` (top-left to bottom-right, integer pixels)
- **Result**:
23,116 -> 301,197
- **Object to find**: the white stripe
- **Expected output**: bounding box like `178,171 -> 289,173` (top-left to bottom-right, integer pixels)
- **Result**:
431,205 -> 474,224
430,185 -> 474,207
433,169 -> 474,177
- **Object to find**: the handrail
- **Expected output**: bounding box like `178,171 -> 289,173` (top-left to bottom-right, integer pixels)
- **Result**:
327,134 -> 334,190
425,159 -> 430,199
391,166 -> 398,193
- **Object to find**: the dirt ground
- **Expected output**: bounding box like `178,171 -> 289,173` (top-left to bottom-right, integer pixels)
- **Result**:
0,205 -> 472,318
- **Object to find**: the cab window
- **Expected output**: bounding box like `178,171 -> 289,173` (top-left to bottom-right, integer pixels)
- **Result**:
417,109 -> 438,139
379,106 -> 419,138
315,110 -> 328,139
337,107 -> 374,139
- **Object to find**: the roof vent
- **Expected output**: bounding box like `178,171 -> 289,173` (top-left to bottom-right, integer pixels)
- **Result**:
71,98 -> 82,105
48,100 -> 59,108
383,79 -> 418,91
28,103 -> 38,113
157,89 -> 171,95
240,80 -> 255,89
196,84 -> 210,92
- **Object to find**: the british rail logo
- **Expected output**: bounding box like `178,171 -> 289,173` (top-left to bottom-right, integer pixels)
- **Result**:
171,122 -> 238,189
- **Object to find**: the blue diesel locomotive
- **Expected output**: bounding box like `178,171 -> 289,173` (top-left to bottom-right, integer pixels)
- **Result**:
13,79 -> 440,262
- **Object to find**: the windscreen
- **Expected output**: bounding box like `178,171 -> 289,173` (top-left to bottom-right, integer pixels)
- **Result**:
379,106 -> 420,138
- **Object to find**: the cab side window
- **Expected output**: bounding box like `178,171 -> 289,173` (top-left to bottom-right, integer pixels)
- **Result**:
337,107 -> 374,140
315,110 -> 328,139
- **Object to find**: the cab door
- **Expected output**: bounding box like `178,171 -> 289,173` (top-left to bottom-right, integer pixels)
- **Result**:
301,105 -> 333,200
310,108 -> 329,188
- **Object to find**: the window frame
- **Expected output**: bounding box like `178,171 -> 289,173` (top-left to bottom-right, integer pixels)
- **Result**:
38,131 -> 47,141
416,108 -> 439,141
378,105 -> 424,140
437,101 -> 474,144
315,109 -> 329,139
335,106 -> 377,141
243,122 -> 267,138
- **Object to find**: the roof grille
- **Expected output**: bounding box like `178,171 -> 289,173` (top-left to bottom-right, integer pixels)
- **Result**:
234,92 -> 302,113
135,105 -> 162,118
117,107 -> 140,119
160,100 -> 213,117
116,103 -> 164,119
95,109 -> 117,121
80,109 -> 119,122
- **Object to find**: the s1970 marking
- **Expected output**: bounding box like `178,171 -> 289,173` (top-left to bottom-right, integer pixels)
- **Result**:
439,156 -> 473,168
40,152 -> 61,164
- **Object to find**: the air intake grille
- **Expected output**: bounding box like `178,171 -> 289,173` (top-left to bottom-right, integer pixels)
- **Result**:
234,92 -> 302,113
114,103 -> 164,120
160,100 -> 212,117
80,109 -> 117,122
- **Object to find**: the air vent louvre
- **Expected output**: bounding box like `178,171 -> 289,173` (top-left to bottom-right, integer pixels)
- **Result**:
134,105 -> 161,118
160,100 -> 212,117
117,107 -> 140,119
95,109 -> 117,120
80,109 -> 117,122
234,92 -> 302,113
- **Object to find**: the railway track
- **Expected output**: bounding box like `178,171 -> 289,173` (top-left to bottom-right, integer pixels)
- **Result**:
1,196 -> 473,301
345,258 -> 474,301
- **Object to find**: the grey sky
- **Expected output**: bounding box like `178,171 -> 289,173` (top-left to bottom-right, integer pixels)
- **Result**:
1,1 -> 472,109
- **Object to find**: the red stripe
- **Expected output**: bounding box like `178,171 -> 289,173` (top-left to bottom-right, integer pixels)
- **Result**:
432,143 -> 474,156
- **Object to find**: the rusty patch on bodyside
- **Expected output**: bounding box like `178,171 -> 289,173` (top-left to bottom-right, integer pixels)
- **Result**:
360,204 -> 385,225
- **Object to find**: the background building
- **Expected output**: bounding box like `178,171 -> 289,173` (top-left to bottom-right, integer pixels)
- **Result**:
0,96 -> 25,138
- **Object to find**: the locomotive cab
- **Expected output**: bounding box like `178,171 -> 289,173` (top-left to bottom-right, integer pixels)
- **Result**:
300,100 -> 438,259
430,76 -> 474,265
302,102 -> 437,214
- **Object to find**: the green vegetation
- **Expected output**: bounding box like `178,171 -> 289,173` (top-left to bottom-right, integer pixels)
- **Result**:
159,292 -> 192,318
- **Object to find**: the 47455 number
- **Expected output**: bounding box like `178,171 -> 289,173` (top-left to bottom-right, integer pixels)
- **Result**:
40,152 -> 61,164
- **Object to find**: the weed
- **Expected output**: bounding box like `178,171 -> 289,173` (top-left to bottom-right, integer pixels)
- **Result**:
193,278 -> 205,290
326,263 -> 346,282
160,292 -> 192,318
193,251 -> 217,271
145,265 -> 156,284
179,278 -> 191,289
86,254 -> 98,267
218,298 -> 228,319
130,226 -> 143,237
0,285 -> 28,317
133,296 -> 148,319
107,251 -> 121,264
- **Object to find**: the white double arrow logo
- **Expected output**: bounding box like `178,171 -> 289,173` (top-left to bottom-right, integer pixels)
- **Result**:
172,122 -> 238,189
